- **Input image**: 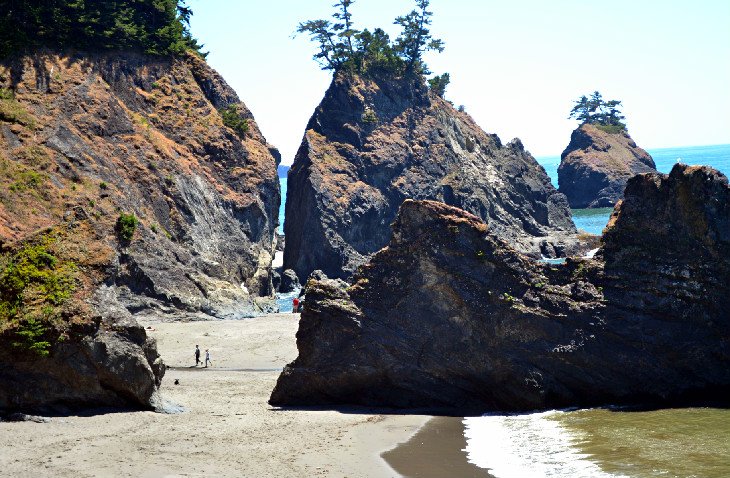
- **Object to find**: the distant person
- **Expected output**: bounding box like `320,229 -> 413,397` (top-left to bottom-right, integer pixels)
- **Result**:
205,349 -> 212,368
292,297 -> 300,314
195,344 -> 201,366
297,299 -> 304,313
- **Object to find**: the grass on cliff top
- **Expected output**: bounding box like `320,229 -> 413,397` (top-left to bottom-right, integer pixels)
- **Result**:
0,230 -> 79,357
595,124 -> 626,135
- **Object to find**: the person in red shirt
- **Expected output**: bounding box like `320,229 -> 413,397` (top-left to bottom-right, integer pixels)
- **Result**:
292,297 -> 300,314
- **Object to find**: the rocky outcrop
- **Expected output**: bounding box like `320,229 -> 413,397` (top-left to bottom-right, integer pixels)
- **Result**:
284,72 -> 577,282
0,51 -> 279,412
270,164 -> 730,412
0,288 -> 164,414
0,52 -> 280,319
558,123 -> 656,208
279,269 -> 300,293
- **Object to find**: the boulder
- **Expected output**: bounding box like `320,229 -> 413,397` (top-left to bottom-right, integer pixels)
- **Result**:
279,269 -> 300,293
284,72 -> 577,282
271,164 -> 730,412
0,288 -> 164,414
558,124 -> 656,208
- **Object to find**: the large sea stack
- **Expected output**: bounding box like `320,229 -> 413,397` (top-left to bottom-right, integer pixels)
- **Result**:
271,164 -> 730,412
284,72 -> 577,282
0,51 -> 279,412
558,123 -> 656,208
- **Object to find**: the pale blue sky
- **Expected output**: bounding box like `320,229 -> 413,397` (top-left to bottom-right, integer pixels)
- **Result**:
187,0 -> 730,164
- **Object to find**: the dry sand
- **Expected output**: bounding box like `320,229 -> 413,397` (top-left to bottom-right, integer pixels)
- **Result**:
0,314 -> 430,477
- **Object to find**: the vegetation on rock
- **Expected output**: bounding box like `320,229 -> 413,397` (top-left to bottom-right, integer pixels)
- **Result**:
569,91 -> 626,131
297,0 -> 448,89
116,213 -> 139,242
0,0 -> 204,59
220,105 -> 250,138
0,232 -> 78,356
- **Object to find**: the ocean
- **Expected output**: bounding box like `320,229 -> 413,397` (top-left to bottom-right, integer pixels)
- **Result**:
539,144 -> 730,235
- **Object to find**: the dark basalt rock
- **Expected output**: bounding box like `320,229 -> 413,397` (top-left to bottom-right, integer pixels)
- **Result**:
270,164 -> 730,412
284,72 -> 577,282
279,269 -> 300,293
558,124 -> 656,208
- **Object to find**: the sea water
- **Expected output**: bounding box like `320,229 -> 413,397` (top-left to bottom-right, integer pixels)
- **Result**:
537,144 -> 730,235
463,408 -> 730,478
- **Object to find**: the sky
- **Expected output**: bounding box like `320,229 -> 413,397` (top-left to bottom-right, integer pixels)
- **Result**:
187,0 -> 730,164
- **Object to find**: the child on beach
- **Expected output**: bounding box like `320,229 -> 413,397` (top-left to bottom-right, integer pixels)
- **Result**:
205,349 -> 212,368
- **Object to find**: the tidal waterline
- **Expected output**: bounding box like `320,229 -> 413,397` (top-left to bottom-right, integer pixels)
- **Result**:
459,407 -> 730,478
382,416 -> 492,478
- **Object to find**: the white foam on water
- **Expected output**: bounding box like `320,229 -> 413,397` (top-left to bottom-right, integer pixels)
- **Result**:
583,248 -> 600,259
463,411 -> 625,478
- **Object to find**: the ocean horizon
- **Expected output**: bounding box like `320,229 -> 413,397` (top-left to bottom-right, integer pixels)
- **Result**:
278,143 -> 730,235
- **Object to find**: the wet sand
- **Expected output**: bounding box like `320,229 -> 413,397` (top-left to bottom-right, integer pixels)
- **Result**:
0,314 -> 430,477
382,417 -> 492,478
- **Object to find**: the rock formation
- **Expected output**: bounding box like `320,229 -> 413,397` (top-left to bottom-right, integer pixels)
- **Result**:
0,51 -> 279,412
558,123 -> 656,208
0,52 -> 280,320
270,164 -> 730,412
284,72 -> 577,282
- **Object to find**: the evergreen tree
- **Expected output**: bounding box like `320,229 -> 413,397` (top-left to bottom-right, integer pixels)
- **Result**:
428,72 -> 450,97
297,0 -> 445,78
393,0 -> 444,74
0,0 -> 203,59
568,91 -> 626,130
298,1 -> 361,71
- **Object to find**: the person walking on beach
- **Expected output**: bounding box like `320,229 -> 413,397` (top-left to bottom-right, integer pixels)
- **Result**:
292,297 -> 299,314
205,349 -> 212,368
195,344 -> 201,366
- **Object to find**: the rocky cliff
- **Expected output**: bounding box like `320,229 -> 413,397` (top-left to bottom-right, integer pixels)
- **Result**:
558,123 -> 656,208
0,51 -> 279,412
270,164 -> 730,412
284,72 -> 577,282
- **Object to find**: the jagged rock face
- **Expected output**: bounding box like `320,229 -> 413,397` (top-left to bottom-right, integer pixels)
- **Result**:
271,165 -> 730,411
0,51 -> 279,412
0,52 -> 280,319
558,124 -> 656,208
284,72 -> 576,282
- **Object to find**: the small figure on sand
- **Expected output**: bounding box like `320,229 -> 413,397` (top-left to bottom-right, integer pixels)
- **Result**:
205,349 -> 212,368
292,297 -> 299,314
195,344 -> 201,366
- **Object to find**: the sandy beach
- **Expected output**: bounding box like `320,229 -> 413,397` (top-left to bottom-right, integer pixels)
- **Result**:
0,314 -> 430,477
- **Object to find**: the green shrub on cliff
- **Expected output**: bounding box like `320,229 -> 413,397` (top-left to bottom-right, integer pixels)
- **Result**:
0,0 -> 205,59
428,73 -> 450,97
220,105 -> 250,138
0,234 -> 78,356
12,317 -> 51,357
116,213 -> 139,242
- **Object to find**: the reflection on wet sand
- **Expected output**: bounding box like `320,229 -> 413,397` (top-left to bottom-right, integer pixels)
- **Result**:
382,416 -> 492,478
